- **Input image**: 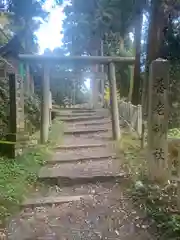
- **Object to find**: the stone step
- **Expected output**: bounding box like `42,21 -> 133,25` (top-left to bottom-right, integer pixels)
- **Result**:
53,107 -> 92,111
59,115 -> 106,122
51,149 -> 115,163
54,143 -> 108,150
53,109 -> 95,116
64,128 -> 109,135
22,194 -> 93,208
12,182 -> 151,240
21,182 -> 116,208
73,120 -> 111,126
65,124 -> 110,130
38,159 -> 125,186
62,133 -> 113,146
56,108 -> 98,113
58,113 -> 97,118
72,109 -> 96,113
49,155 -> 116,164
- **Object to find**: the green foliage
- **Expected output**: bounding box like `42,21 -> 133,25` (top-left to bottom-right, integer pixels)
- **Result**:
118,132 -> 147,181
132,183 -> 180,239
8,0 -> 47,23
119,131 -> 180,239
51,76 -> 90,106
62,0 -> 149,55
3,0 -> 48,53
24,94 -> 41,133
158,19 -> 180,128
0,150 -> 45,221
0,77 -> 41,138
0,120 -> 63,225
168,128 -> 180,138
0,77 -> 9,135
62,0 -> 136,97
0,12 -> 12,45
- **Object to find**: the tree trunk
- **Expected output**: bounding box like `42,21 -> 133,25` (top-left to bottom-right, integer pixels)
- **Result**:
128,66 -> 134,102
132,9 -> 143,105
141,0 -> 164,148
142,0 -> 163,113
24,26 -> 31,95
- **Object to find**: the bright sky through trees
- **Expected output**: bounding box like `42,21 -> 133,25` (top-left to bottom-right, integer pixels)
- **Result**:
35,0 -> 144,90
36,0 -> 65,53
36,0 -> 91,88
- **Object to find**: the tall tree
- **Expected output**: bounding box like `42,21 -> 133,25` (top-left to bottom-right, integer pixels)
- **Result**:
6,0 -> 47,52
142,0 -> 179,115
62,0 -> 137,97
131,3 -> 144,105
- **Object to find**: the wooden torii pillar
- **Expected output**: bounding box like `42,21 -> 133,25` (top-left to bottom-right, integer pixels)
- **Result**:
108,62 -> 121,140
19,55 -> 135,142
41,65 -> 50,143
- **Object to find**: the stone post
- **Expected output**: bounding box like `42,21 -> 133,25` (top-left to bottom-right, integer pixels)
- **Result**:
177,148 -> 180,209
91,75 -> 99,109
30,76 -> 34,94
49,90 -> 52,126
25,64 -> 30,95
100,40 -> 105,107
90,78 -> 93,108
137,104 -> 142,137
100,77 -> 105,107
147,59 -> 169,181
97,72 -> 107,108
108,62 -> 121,140
40,65 -> 50,144
73,77 -> 76,105
6,73 -> 25,158
16,74 -> 25,131
8,74 -> 17,158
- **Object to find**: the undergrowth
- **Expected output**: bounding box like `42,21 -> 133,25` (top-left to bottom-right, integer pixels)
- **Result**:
0,119 -> 63,225
118,129 -> 180,240
168,128 -> 180,138
0,77 -> 41,137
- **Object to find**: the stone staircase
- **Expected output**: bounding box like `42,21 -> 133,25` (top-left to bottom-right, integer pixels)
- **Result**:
7,108 -> 154,240
37,108 -> 123,187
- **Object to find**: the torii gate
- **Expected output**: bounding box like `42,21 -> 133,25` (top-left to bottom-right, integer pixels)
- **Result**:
18,55 -> 135,143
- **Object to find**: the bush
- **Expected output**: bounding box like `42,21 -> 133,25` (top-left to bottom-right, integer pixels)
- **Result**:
0,78 -> 41,138
118,130 -> 180,239
24,93 -> 41,133
0,120 -> 63,226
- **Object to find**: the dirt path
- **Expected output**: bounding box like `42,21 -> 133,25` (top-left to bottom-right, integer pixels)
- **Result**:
7,108 -> 156,240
